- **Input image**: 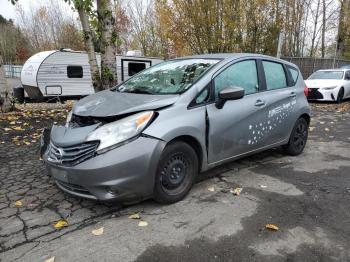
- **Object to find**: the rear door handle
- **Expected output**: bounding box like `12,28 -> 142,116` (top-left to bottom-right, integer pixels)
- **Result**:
255,99 -> 265,107
289,92 -> 297,97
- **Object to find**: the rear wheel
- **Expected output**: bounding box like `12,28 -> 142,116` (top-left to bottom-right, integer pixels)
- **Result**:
153,141 -> 198,204
337,88 -> 344,103
284,118 -> 308,156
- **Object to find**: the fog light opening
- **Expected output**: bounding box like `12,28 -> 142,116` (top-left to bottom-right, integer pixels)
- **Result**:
105,186 -> 119,195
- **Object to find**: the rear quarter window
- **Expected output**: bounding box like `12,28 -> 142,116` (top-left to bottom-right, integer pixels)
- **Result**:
287,66 -> 299,85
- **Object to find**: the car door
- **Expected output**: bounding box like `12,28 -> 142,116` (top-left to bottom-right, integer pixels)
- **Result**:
257,60 -> 298,143
206,59 -> 269,164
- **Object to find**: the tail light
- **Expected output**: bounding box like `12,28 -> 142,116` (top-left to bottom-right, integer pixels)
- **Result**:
304,85 -> 309,97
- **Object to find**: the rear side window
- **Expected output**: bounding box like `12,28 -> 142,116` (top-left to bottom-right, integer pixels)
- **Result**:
67,66 -> 83,78
214,60 -> 258,98
288,66 -> 299,84
128,62 -> 146,76
262,61 -> 287,90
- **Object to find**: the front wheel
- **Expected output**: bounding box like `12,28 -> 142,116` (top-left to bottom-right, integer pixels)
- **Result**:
284,118 -> 309,156
153,142 -> 198,204
337,88 -> 344,104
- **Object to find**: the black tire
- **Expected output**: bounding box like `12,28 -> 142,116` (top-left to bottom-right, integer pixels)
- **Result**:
337,88 -> 344,104
153,141 -> 198,204
284,118 -> 308,156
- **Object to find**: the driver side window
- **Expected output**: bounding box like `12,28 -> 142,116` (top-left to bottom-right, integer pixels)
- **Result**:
214,60 -> 258,98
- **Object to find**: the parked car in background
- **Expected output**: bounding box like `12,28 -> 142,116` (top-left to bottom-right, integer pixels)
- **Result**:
305,69 -> 350,103
42,53 -> 310,204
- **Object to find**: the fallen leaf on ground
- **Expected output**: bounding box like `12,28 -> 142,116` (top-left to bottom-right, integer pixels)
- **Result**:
54,219 -> 68,229
10,121 -> 16,125
92,227 -> 104,236
230,187 -> 243,196
23,141 -> 31,145
15,200 -> 23,207
138,221 -> 148,227
13,126 -> 24,131
128,213 -> 141,219
266,224 -> 279,231
208,186 -> 215,192
45,256 -> 55,262
4,128 -> 12,131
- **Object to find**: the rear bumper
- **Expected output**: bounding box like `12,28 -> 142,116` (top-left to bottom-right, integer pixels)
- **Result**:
44,136 -> 166,202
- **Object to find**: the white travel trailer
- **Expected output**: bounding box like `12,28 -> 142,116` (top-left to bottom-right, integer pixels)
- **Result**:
21,49 -> 163,100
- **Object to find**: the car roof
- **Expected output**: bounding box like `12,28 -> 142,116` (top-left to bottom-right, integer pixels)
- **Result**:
172,53 -> 296,66
316,69 -> 348,72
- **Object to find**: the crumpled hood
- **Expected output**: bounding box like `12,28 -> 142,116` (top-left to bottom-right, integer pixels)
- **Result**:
305,79 -> 343,88
73,90 -> 179,117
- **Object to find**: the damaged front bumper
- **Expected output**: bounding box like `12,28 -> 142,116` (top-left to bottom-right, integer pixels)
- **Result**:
42,125 -> 165,202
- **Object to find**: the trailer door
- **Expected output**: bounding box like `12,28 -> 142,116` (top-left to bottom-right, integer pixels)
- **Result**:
121,59 -> 152,82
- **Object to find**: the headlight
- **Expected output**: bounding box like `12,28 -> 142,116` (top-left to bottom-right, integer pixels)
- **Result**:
86,111 -> 154,151
65,111 -> 72,127
322,86 -> 337,90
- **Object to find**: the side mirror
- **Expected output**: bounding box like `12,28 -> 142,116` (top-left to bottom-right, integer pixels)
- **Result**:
216,86 -> 245,109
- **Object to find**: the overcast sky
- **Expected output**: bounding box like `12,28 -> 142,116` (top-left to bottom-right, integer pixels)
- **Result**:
0,0 -> 74,22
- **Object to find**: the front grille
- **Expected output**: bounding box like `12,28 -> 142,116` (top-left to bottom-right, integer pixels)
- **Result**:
47,141 -> 99,166
56,180 -> 92,196
308,88 -> 323,99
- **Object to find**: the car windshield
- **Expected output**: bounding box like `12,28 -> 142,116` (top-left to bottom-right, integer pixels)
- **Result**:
115,59 -> 220,95
308,71 -> 344,80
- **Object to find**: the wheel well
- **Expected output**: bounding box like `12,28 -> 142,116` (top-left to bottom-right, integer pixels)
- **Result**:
168,135 -> 203,171
300,113 -> 310,125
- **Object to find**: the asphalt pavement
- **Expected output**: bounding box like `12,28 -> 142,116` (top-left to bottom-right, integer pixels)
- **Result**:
0,102 -> 350,262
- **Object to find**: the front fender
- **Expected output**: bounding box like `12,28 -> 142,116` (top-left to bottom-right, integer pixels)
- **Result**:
143,105 -> 209,171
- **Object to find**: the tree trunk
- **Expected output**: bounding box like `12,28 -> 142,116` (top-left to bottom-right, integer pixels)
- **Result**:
75,2 -> 102,92
337,0 -> 350,58
0,52 -> 12,113
97,0 -> 118,89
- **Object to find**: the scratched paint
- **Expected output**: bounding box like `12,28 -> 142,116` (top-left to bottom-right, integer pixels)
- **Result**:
247,98 -> 296,145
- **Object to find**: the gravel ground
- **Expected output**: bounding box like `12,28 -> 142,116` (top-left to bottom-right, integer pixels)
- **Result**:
0,101 -> 350,262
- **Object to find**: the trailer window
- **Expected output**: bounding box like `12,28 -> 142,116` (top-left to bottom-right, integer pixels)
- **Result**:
128,63 -> 146,76
67,66 -> 83,78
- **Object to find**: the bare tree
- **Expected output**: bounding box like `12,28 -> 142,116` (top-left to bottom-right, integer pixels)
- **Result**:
309,0 -> 321,57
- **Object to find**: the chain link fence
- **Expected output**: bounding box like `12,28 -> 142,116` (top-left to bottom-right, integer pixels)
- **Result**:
4,65 -> 23,78
281,57 -> 350,78
4,58 -> 350,80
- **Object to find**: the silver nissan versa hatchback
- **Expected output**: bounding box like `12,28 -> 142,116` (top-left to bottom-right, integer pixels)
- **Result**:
43,54 -> 310,204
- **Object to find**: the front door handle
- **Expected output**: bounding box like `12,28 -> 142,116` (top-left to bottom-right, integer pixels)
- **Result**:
255,99 -> 265,107
289,92 -> 297,97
